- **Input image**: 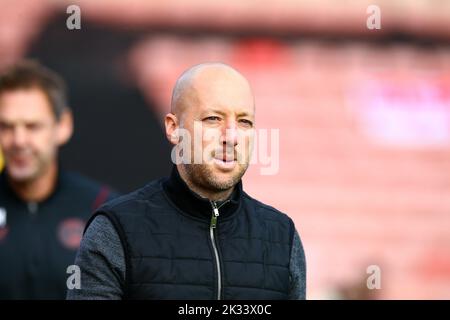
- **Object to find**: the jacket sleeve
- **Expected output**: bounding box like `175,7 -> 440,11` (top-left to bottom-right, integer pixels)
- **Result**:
66,215 -> 126,299
288,229 -> 307,300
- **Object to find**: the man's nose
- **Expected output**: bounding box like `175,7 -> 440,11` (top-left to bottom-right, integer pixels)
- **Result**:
12,126 -> 28,147
222,120 -> 238,147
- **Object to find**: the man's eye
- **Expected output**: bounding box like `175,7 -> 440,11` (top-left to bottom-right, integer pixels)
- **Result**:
0,123 -> 12,131
26,124 -> 43,131
239,119 -> 253,127
204,116 -> 221,122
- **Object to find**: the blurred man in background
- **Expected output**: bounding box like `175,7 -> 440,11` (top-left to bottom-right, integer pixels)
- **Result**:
0,60 -> 118,299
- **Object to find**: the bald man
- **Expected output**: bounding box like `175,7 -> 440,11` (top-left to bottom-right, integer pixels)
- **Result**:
67,63 -> 306,300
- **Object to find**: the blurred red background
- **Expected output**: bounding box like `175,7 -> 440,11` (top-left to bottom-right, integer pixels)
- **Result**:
1,0 -> 449,299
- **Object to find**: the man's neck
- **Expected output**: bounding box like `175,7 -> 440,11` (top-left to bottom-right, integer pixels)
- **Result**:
8,162 -> 58,203
177,165 -> 234,202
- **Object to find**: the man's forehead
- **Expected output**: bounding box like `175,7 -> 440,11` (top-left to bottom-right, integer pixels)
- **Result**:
191,71 -> 253,111
0,88 -> 54,120
171,63 -> 254,117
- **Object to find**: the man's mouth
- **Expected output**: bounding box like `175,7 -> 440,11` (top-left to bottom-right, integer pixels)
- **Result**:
214,153 -> 235,162
213,154 -> 237,169
7,150 -> 34,166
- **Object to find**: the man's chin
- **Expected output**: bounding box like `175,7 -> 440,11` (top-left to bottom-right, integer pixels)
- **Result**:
207,163 -> 246,186
6,167 -> 38,183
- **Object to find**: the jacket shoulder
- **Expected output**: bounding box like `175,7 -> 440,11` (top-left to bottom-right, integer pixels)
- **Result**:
97,178 -> 164,214
242,191 -> 293,224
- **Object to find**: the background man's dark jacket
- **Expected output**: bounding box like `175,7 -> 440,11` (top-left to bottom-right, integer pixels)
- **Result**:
0,170 -> 117,299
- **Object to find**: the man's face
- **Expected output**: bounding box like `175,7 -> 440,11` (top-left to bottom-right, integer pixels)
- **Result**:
178,72 -> 255,192
0,88 -> 61,182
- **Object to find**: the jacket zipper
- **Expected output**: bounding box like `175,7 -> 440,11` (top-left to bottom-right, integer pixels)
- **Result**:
209,200 -> 229,300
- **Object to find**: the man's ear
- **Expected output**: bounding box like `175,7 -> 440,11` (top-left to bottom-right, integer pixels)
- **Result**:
56,109 -> 74,146
165,113 -> 179,145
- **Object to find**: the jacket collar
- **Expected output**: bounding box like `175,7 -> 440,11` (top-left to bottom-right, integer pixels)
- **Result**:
0,167 -> 64,205
162,166 -> 242,220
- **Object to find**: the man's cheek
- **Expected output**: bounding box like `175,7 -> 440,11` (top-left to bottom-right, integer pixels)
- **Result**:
33,139 -> 53,163
0,142 -> 10,156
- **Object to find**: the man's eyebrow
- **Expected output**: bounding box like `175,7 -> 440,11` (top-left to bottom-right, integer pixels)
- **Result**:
236,111 -> 253,118
203,109 -> 254,118
202,109 -> 227,116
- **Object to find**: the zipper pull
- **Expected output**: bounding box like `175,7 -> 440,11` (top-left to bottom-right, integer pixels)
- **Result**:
210,201 -> 219,228
28,202 -> 38,215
